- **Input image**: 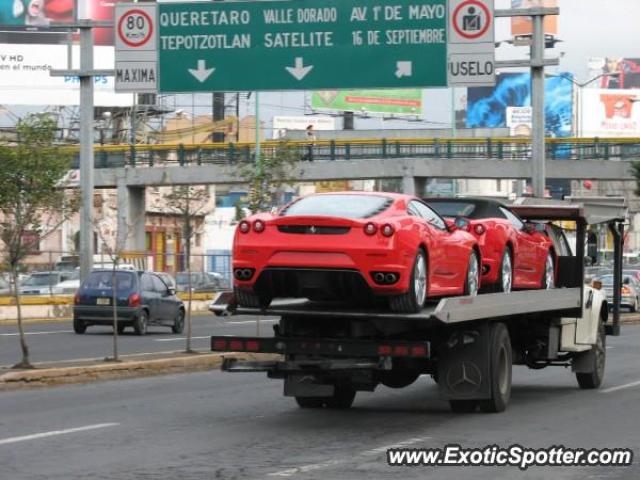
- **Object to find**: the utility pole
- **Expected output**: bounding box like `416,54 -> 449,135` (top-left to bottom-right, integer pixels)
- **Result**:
495,6 -> 560,198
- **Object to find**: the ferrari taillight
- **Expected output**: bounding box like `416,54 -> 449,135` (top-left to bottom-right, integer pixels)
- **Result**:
381,224 -> 395,237
239,221 -> 251,234
253,220 -> 266,233
364,222 -> 377,235
474,224 -> 486,235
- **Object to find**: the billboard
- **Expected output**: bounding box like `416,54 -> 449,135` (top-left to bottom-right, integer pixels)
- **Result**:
511,0 -> 558,40
587,58 -> 640,90
466,72 -> 573,139
311,89 -> 422,116
582,89 -> 640,137
0,0 -> 122,45
0,43 -> 133,106
272,116 -> 335,139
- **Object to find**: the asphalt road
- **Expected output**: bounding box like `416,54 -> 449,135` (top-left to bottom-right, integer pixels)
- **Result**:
1,326 -> 639,480
0,314 -> 278,367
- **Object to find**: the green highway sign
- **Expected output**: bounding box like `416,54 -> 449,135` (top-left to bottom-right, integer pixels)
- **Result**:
158,0 -> 448,92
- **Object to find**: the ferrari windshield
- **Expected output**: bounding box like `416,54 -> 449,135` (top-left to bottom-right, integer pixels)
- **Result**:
282,195 -> 392,219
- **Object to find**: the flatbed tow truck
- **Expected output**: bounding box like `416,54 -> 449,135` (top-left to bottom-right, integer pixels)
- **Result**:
209,197 -> 627,412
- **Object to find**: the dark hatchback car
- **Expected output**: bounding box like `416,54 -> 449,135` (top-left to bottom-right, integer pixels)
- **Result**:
73,270 -> 185,335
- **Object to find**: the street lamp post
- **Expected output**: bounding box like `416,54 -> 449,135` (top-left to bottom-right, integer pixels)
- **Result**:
552,72 -> 619,137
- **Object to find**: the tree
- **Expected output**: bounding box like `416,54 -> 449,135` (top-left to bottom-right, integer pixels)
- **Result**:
163,185 -> 211,352
238,140 -> 300,214
92,200 -> 144,362
0,113 -> 77,369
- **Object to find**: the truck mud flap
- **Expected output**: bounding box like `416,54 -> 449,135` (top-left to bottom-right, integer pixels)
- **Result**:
437,323 -> 493,401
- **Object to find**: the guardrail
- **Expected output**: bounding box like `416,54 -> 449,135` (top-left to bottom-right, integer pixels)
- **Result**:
73,137 -> 640,169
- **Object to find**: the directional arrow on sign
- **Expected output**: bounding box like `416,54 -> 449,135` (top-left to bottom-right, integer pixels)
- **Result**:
285,57 -> 313,81
188,60 -> 215,83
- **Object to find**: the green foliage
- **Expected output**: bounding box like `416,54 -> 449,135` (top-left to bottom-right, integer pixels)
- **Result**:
234,201 -> 246,221
631,161 -> 640,196
238,140 -> 299,214
0,113 -> 77,269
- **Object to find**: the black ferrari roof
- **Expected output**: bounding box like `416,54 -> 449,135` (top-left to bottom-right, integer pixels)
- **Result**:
422,197 -> 509,220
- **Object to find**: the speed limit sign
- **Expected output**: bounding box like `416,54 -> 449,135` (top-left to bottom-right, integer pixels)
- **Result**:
115,3 -> 157,52
115,3 -> 158,92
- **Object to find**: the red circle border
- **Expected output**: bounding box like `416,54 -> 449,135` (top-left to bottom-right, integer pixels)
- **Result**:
452,0 -> 492,40
117,9 -> 153,48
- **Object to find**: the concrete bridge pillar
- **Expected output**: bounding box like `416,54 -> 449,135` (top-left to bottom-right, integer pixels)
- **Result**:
402,176 -> 427,197
116,176 -> 146,252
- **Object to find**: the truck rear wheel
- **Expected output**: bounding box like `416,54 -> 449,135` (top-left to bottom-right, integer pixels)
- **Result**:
478,322 -> 512,413
576,319 -> 606,389
295,386 -> 356,409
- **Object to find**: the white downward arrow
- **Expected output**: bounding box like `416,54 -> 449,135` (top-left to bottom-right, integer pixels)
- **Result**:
285,57 -> 313,81
189,60 -> 215,83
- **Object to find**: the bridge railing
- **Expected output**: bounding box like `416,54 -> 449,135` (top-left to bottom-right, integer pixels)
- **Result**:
68,137 -> 640,169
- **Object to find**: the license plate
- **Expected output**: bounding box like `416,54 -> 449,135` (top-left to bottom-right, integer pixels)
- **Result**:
96,298 -> 111,305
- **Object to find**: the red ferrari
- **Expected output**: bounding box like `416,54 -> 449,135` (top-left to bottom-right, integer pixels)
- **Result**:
424,198 -> 556,293
233,192 -> 481,313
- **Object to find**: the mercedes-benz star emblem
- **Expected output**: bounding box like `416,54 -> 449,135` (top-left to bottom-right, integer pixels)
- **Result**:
446,361 -> 482,394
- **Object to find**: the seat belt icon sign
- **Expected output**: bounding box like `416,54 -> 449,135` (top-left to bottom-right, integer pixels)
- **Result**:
463,6 -> 481,31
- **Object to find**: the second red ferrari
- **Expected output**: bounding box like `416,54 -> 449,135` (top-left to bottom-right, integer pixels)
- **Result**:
233,192 -> 481,313
424,198 -> 556,293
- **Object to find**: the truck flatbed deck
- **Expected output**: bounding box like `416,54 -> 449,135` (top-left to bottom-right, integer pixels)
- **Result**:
213,288 -> 581,324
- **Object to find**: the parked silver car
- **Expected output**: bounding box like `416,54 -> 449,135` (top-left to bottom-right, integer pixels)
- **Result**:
597,274 -> 640,312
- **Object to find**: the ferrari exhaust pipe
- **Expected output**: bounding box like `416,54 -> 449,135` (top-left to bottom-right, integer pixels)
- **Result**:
385,273 -> 397,284
373,272 -> 385,284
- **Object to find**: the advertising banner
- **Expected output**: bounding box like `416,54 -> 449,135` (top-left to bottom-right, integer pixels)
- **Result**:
510,0 -> 558,40
0,43 -> 133,106
506,106 -> 532,136
466,72 -> 573,139
581,89 -> 640,137
272,116 -> 335,139
311,89 -> 422,116
588,58 -> 640,90
0,0 -> 123,45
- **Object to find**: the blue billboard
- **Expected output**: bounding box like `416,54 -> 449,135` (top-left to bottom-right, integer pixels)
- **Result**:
466,72 -> 574,138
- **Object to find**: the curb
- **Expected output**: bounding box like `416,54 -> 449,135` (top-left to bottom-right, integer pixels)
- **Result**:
0,352 -> 280,391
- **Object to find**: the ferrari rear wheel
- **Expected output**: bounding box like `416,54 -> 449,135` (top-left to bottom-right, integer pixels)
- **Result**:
390,249 -> 427,313
496,248 -> 513,293
464,251 -> 480,297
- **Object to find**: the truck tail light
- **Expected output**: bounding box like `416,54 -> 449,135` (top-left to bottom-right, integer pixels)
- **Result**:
622,286 -> 631,295
212,339 -> 227,350
128,293 -> 141,307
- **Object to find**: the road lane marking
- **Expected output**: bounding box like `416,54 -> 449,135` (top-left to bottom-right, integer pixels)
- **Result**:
0,423 -> 119,446
155,336 -> 210,342
601,380 -> 640,394
268,436 -> 431,476
0,330 -> 73,337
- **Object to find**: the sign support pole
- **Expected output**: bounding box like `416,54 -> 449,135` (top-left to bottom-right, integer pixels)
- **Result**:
530,13 -> 545,198
79,25 -> 95,282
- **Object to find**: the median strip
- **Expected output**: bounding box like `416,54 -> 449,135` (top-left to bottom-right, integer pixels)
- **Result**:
0,352 -> 280,391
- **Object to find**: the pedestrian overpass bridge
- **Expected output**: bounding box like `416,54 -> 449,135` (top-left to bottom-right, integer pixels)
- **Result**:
87,137 -> 638,189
